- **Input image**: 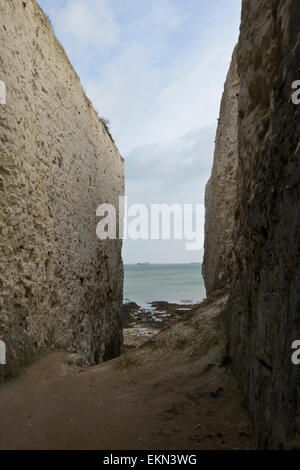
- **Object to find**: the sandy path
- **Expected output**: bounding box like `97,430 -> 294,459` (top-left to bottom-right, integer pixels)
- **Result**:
0,294 -> 255,450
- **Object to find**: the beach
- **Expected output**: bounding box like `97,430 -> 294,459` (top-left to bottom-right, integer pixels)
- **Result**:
123,264 -> 206,348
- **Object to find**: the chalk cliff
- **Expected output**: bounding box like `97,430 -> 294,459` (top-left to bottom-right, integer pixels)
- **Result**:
0,0 -> 124,379
202,48 -> 239,294
203,0 -> 300,449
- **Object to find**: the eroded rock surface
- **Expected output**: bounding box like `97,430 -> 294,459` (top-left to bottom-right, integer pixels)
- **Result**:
202,48 -> 239,294
228,0 -> 300,449
204,0 -> 300,449
0,0 -> 124,378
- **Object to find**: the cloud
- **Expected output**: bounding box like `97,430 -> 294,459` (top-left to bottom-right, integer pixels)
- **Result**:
125,125 -> 216,203
84,12 -> 239,153
39,0 -> 240,154
142,1 -> 189,32
122,125 -> 215,263
53,0 -> 120,51
37,0 -> 242,262
86,41 -> 232,154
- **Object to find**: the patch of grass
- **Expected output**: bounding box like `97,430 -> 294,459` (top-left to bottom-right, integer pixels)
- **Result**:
162,400 -> 190,421
113,354 -> 140,371
99,117 -> 110,128
191,335 -> 220,359
143,338 -> 157,349
99,117 -> 115,144
186,388 -> 206,401
163,404 -> 180,419
192,321 -> 203,331
0,346 -> 46,385
43,12 -> 54,31
174,337 -> 190,350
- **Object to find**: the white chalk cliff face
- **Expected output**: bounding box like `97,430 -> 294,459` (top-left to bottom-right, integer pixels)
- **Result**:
203,0 -> 300,449
202,47 -> 239,295
0,0 -> 124,377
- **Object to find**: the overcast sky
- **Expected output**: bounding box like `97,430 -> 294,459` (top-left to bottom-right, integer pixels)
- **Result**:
38,0 -> 242,264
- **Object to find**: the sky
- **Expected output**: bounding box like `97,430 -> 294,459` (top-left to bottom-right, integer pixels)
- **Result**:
38,0 -> 242,264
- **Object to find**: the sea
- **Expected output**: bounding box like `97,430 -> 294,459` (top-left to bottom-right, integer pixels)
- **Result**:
123,264 -> 206,308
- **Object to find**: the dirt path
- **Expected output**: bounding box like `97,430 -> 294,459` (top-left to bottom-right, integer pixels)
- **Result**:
0,294 -> 255,450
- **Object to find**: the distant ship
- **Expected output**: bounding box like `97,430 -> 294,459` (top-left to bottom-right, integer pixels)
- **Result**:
137,262 -> 150,266
190,262 -> 201,265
